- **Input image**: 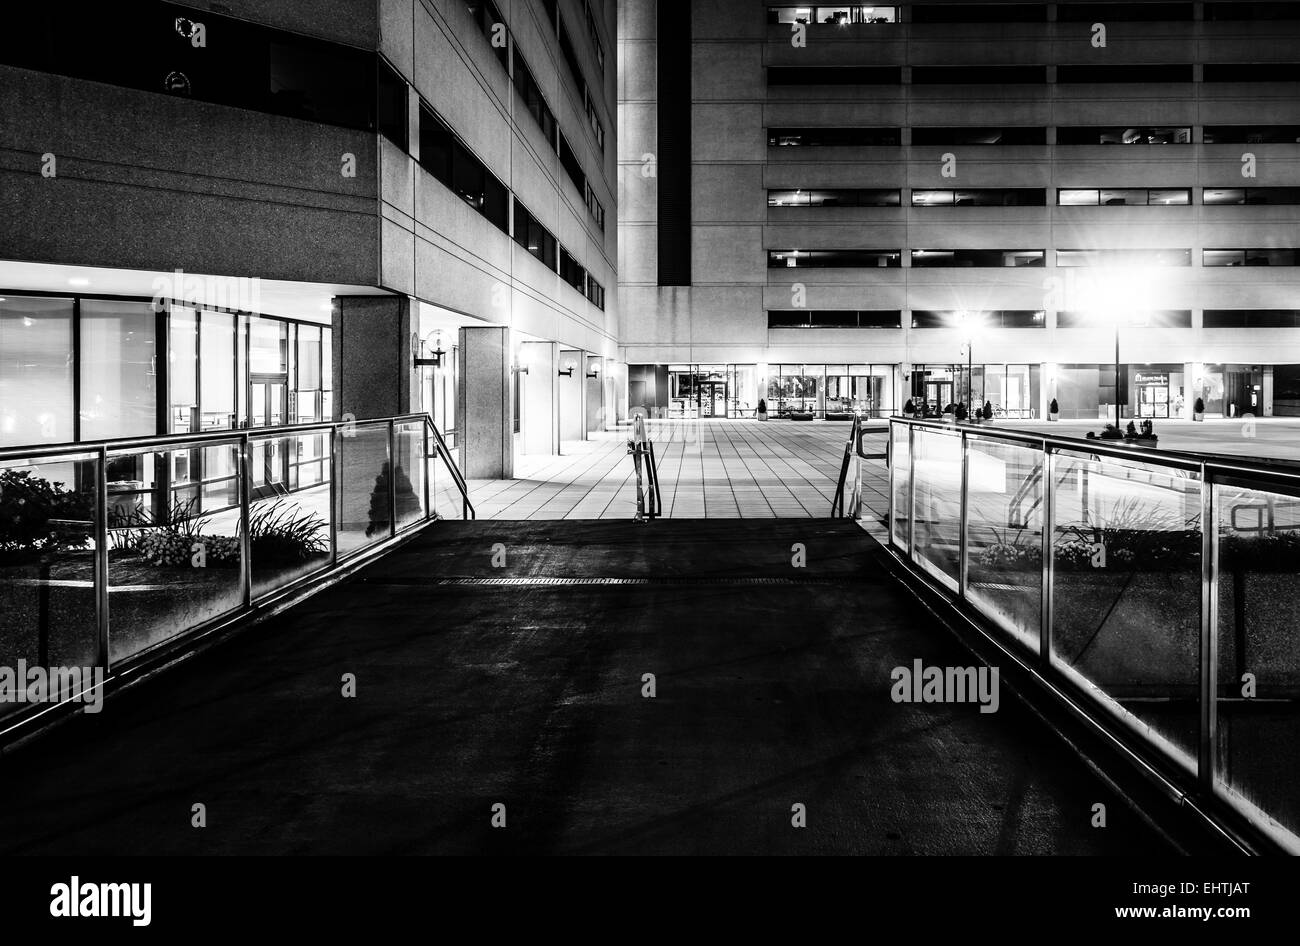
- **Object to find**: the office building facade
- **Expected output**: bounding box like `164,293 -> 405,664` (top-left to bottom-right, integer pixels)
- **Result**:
618,0 -> 1300,421
1,0 -> 618,479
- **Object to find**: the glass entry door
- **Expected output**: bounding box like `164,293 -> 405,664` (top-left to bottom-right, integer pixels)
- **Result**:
698,381 -> 727,417
249,374 -> 289,496
925,380 -> 953,413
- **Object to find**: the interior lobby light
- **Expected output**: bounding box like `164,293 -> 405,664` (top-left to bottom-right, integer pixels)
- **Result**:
68,277 -> 90,287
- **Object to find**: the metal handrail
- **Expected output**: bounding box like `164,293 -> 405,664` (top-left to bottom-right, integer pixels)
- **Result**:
887,415 -> 1300,854
424,416 -> 476,520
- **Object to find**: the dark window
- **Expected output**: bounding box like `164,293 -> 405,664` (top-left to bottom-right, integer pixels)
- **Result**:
1058,310 -> 1192,327
1203,126 -> 1300,144
418,104 -> 454,183
560,247 -> 586,292
1204,248 -> 1300,267
1206,2 -> 1300,20
767,310 -> 903,328
466,0 -> 510,69
912,188 -> 1046,207
911,310 -> 1046,328
767,66 -> 902,85
1057,126 -> 1190,145
768,249 -> 902,268
911,250 -> 1044,267
911,127 -> 1047,146
514,198 -> 557,270
512,48 -> 557,148
910,3 -> 1047,22
768,127 -> 901,147
1203,310 -> 1300,328
1057,64 -> 1193,83
559,133 -> 586,194
586,183 -> 606,231
1204,64 -> 1300,82
418,103 -> 507,232
376,59 -> 408,149
559,20 -> 586,92
585,1 -> 606,74
768,188 -> 901,207
1057,3 -> 1193,21
586,275 -> 605,310
767,6 -> 899,24
1204,187 -> 1300,205
912,66 -> 1047,84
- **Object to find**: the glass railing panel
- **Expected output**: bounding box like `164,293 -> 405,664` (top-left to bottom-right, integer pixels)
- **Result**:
106,442 -> 244,664
248,431 -> 333,599
393,421 -> 428,532
428,449 -> 468,521
965,437 -> 1044,652
889,422 -> 910,547
1214,480 -> 1300,851
911,426 -> 962,590
0,453 -> 100,716
1050,449 -> 1202,772
336,422 -> 394,558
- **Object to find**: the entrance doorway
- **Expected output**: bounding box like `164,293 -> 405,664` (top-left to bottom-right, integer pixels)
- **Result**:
698,381 -> 727,418
249,374 -> 288,496
925,379 -> 953,413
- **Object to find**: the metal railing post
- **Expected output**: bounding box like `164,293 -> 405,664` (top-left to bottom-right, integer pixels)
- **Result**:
1199,464 -> 1217,788
907,422 -> 918,560
1040,446 -> 1055,662
423,420 -> 431,521
329,426 -> 340,564
95,446 -> 110,673
387,421 -> 398,537
958,430 -> 969,597
239,434 -> 252,607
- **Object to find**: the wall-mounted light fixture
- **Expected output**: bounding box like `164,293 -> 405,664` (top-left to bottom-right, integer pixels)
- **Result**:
558,360 -> 577,377
414,332 -> 445,368
586,361 -> 601,379
511,364 -> 529,375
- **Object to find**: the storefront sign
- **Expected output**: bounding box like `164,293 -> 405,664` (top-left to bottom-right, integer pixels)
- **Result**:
1135,372 -> 1169,386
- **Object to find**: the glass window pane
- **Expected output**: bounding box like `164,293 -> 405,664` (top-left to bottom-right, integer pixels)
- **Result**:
169,306 -> 198,433
911,427 -> 962,588
249,318 -> 287,374
200,311 -> 236,431
1058,189 -> 1099,205
0,296 -> 75,447
79,299 -> 157,440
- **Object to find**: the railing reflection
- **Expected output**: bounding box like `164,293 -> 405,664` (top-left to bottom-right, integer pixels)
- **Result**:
888,417 -> 1300,854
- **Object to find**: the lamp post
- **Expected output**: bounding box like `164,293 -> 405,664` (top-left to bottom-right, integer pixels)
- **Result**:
955,311 -> 980,416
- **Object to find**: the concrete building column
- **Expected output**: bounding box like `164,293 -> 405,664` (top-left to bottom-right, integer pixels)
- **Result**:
457,325 -> 513,479
519,340 -> 559,455
332,295 -> 419,421
559,348 -> 585,442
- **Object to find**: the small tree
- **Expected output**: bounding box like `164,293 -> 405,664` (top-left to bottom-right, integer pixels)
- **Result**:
1194,396 -> 1205,414
1049,397 -> 1059,414
903,398 -> 915,415
955,403 -> 968,421
757,398 -> 767,415
982,400 -> 993,420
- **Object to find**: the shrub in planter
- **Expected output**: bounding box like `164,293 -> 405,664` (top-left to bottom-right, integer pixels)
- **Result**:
954,403 -> 968,422
1048,398 -> 1060,421
0,469 -> 93,561
982,401 -> 993,421
757,398 -> 768,420
1193,396 -> 1205,422
1098,423 -> 1124,440
249,500 -> 328,564
903,399 -> 915,416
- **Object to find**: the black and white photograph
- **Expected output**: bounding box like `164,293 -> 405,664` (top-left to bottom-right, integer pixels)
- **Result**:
0,0 -> 1297,929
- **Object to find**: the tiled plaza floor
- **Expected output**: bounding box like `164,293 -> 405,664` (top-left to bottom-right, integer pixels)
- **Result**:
466,420 -> 890,521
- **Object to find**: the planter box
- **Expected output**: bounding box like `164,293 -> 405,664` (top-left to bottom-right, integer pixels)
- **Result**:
789,412 -> 814,421
824,412 -> 856,422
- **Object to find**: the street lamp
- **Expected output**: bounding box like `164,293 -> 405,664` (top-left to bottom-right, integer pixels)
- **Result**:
954,310 -> 985,416
1075,266 -> 1158,428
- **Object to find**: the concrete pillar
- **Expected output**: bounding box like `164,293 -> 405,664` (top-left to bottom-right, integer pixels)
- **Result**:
457,326 -> 512,479
585,355 -> 604,433
519,340 -> 559,455
332,295 -> 418,421
559,349 -> 584,442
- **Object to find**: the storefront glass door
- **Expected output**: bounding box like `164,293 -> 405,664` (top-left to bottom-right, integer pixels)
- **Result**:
249,375 -> 288,495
